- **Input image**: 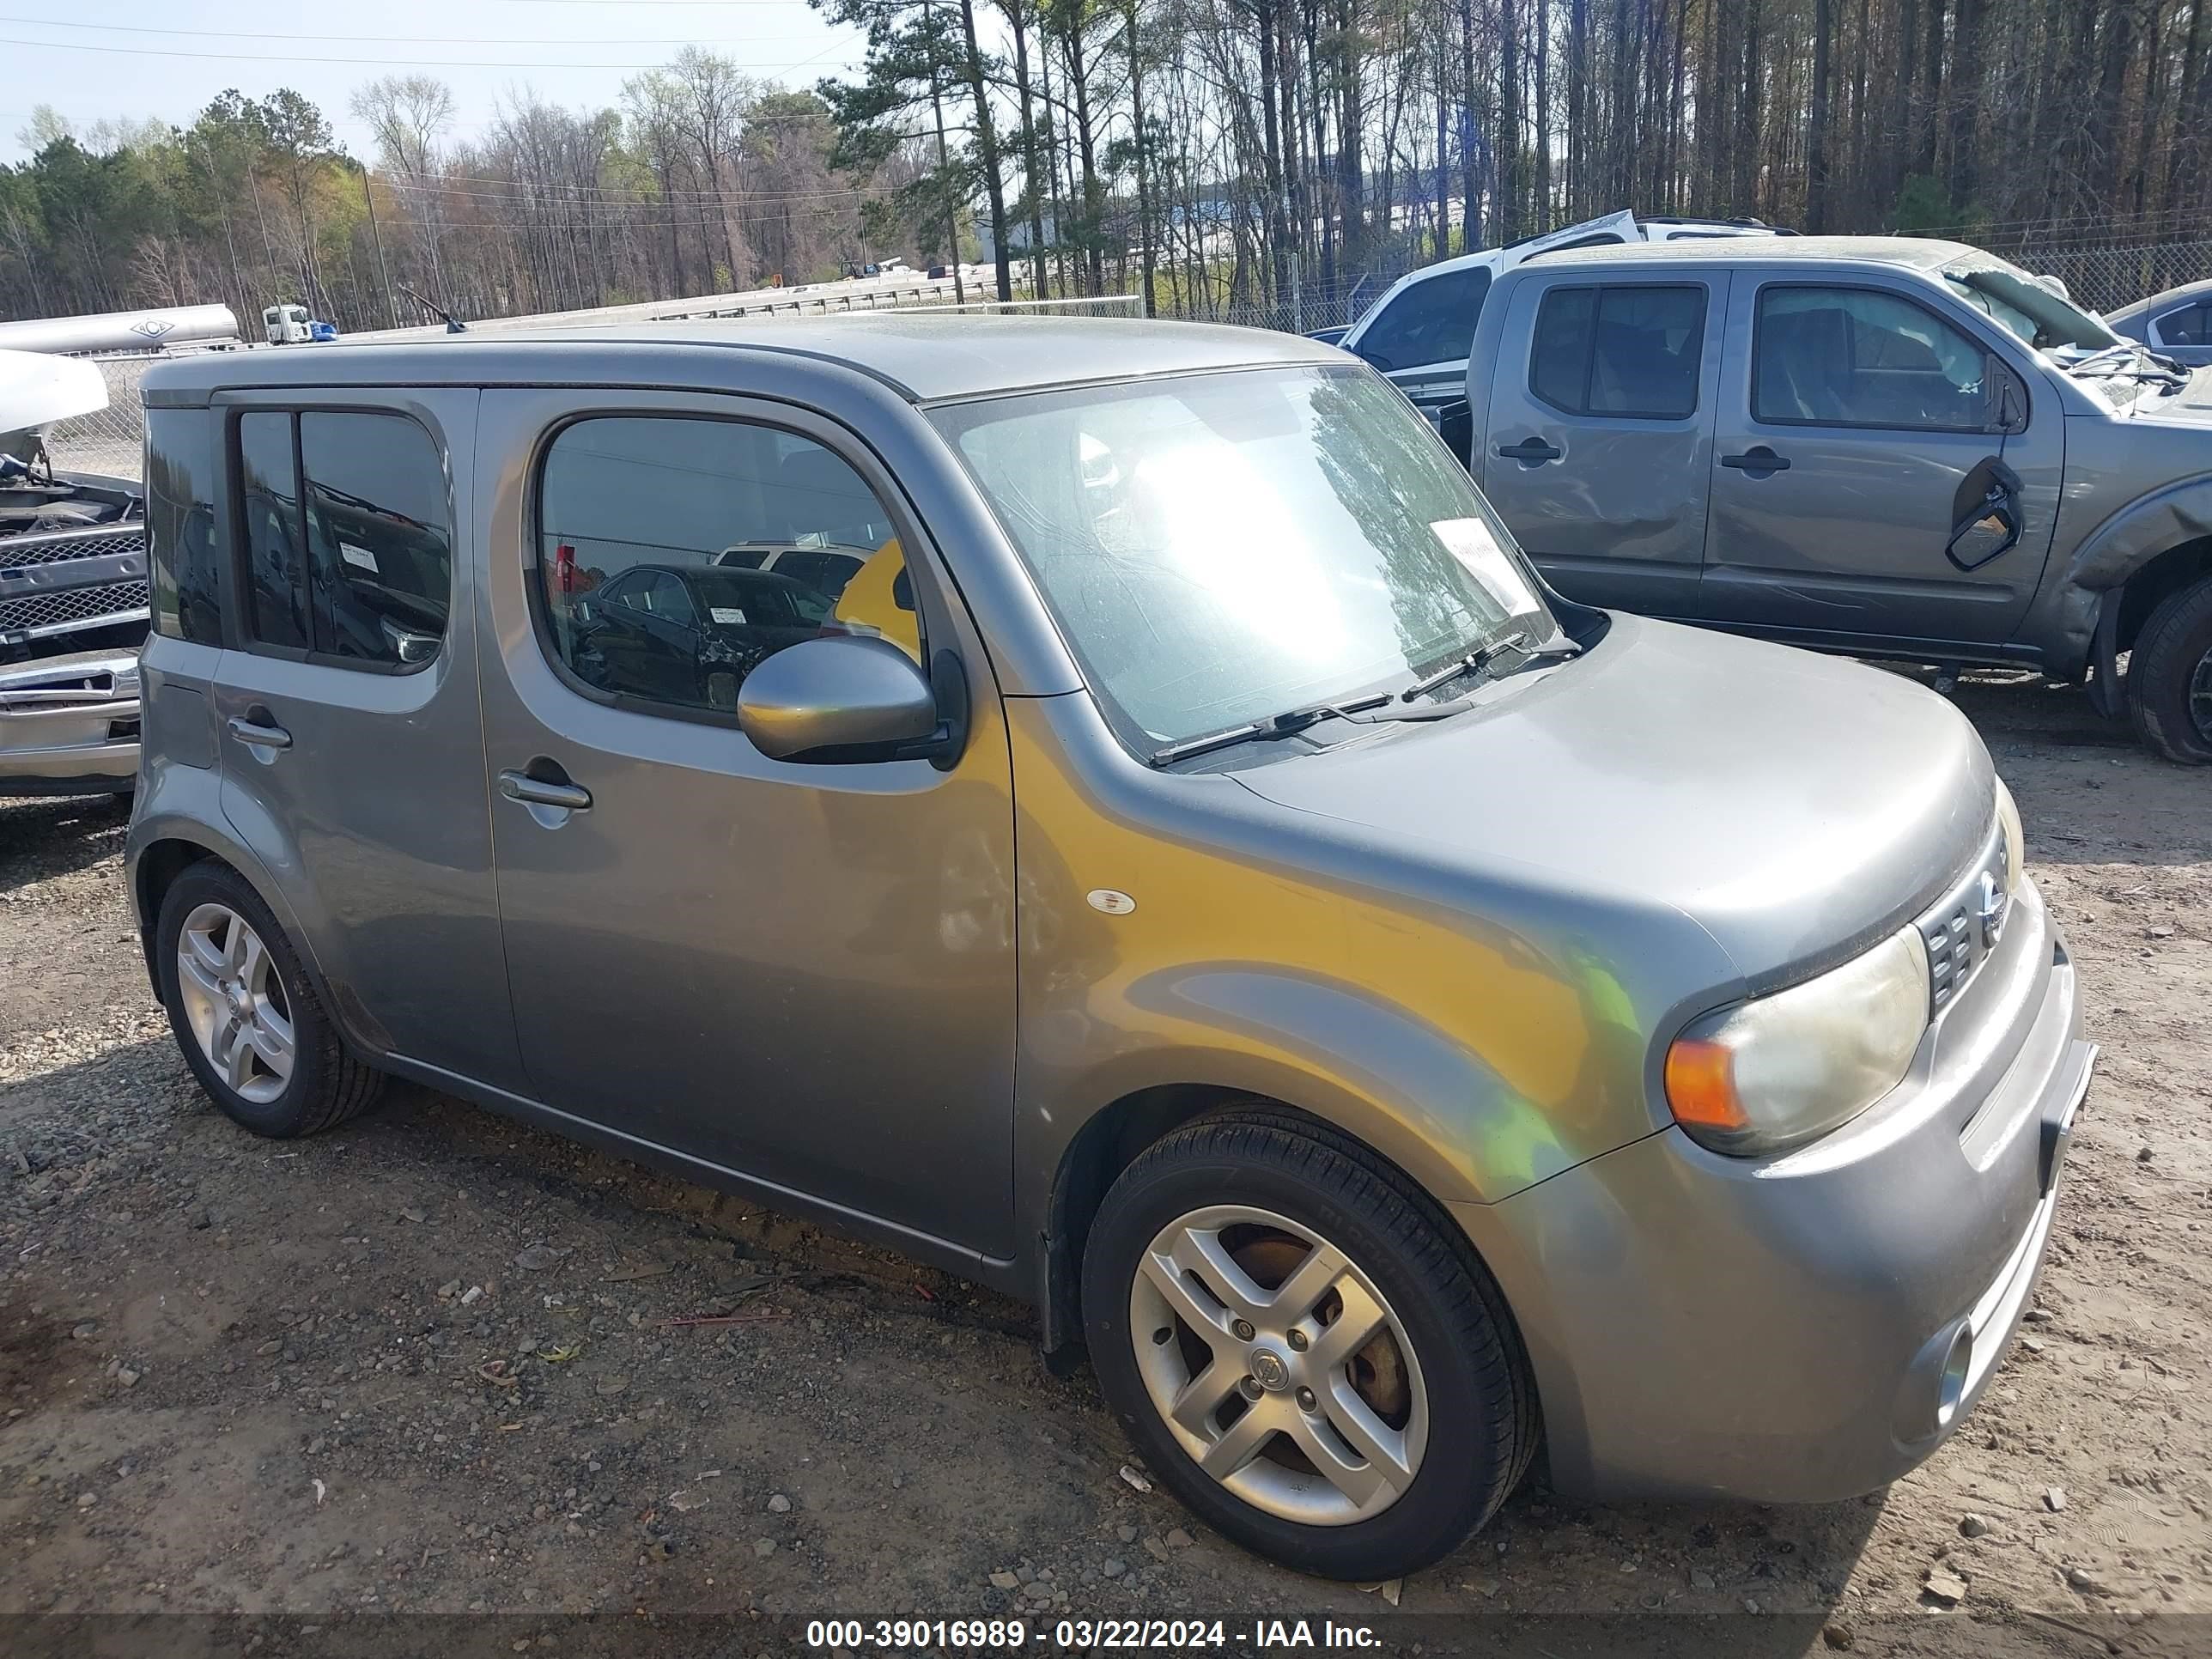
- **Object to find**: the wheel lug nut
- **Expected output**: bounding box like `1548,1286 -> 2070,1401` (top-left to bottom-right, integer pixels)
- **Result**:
1231,1319 -> 1255,1341
1239,1376 -> 1263,1401
1295,1386 -> 1316,1412
1287,1329 -> 1309,1352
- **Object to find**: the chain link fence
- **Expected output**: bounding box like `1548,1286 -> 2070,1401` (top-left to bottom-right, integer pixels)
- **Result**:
2002,238 -> 2212,315
45,353 -> 160,483
34,236 -> 2212,491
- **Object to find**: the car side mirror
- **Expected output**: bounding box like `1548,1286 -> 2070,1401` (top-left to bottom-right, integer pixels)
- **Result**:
1947,461 -> 2024,572
737,634 -> 962,766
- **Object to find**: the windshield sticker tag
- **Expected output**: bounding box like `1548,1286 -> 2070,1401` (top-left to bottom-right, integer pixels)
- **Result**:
1431,517 -> 1538,615
709,606 -> 748,625
337,541 -> 379,573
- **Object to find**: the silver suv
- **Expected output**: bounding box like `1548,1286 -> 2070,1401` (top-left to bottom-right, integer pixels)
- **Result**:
128,319 -> 2093,1578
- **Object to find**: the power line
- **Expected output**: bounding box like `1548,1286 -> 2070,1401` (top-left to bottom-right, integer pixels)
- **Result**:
0,15 -> 859,48
0,34 -> 853,71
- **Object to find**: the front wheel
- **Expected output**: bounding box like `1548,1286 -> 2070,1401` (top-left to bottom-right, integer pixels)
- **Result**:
2126,574 -> 2212,763
1082,1111 -> 1536,1580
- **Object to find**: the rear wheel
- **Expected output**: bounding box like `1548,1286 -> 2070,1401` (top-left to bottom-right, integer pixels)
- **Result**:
1082,1110 -> 1535,1579
155,863 -> 385,1137
2125,574 -> 2212,763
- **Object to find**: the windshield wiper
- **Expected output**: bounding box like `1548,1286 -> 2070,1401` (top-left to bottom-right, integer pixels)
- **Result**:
2060,343 -> 2187,386
1395,631 -> 1577,708
1146,692 -> 1392,766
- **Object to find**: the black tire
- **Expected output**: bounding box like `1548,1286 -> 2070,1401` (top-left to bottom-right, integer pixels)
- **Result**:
2125,574 -> 2212,764
1082,1108 -> 1536,1580
155,861 -> 385,1138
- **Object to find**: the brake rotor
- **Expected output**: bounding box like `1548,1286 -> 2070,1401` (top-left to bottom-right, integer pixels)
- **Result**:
1230,1233 -> 1409,1423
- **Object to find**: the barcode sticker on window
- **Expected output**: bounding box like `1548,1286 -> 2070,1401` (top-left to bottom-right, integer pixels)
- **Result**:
709,607 -> 748,625
1431,518 -> 1538,616
338,541 -> 379,573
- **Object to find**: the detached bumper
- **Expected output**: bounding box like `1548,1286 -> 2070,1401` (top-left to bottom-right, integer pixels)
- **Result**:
1459,875 -> 2093,1504
0,648 -> 141,796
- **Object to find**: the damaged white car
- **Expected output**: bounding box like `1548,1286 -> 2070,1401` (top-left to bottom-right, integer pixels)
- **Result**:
0,349 -> 147,796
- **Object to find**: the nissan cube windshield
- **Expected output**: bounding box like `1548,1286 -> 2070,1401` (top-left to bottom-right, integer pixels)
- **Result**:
932,366 -> 1570,763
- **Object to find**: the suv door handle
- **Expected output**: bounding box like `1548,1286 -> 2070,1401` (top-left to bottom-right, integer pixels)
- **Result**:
1720,447 -> 1792,475
497,768 -> 592,812
1495,437 -> 1563,465
225,714 -> 292,751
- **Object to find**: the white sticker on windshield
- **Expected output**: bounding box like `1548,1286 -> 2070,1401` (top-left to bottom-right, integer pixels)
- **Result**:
1431,517 -> 1538,616
338,540 -> 379,573
709,606 -> 749,625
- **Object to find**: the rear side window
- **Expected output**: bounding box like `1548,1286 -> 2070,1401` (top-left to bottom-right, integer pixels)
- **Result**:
1529,284 -> 1706,418
2155,302 -> 2212,346
534,415 -> 917,723
1355,267 -> 1492,373
1753,286 -> 1992,430
146,409 -> 222,645
233,410 -> 451,667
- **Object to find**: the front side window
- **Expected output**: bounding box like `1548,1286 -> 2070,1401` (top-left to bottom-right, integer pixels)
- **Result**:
1754,286 -> 1992,430
931,365 -> 1557,752
233,409 -> 451,666
1529,283 -> 1705,418
147,409 -> 222,644
536,416 -> 915,720
1355,267 -> 1492,373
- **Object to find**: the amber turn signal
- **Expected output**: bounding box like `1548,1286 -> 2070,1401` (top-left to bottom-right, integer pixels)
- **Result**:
1664,1036 -> 1750,1135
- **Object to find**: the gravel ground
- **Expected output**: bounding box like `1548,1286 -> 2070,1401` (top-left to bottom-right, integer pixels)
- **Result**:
0,676 -> 2206,1657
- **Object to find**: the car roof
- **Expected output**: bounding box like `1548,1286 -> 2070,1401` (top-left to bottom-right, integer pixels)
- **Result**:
1520,234 -> 1974,273
140,314 -> 1340,405
2105,278 -> 2212,328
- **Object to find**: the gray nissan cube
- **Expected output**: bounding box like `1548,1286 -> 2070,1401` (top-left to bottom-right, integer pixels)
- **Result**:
127,318 -> 2095,1579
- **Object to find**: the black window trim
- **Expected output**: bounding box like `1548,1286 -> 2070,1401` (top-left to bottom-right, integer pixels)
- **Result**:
1747,279 -> 2027,435
523,405 -> 933,744
223,404 -> 453,676
1527,279 -> 1711,422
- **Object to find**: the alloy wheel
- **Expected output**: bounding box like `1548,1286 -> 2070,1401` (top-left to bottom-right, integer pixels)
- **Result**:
175,902 -> 295,1104
1127,1204 -> 1428,1526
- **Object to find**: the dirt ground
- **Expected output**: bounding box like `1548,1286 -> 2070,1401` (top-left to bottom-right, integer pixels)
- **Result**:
0,673 -> 2206,1657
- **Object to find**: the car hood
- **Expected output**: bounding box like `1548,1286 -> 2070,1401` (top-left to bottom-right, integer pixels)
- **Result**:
1231,614 -> 1996,988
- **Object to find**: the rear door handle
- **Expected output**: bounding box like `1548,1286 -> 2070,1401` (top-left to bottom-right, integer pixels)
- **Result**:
225,715 -> 292,751
497,769 -> 592,812
1495,437 -> 1563,465
1719,447 -> 1792,475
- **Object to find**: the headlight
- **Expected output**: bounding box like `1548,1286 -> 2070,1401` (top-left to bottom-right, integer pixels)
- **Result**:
1994,778 -> 2023,890
1665,928 -> 1931,1156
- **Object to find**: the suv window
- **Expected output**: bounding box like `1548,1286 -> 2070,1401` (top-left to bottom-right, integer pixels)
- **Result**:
2155,302 -> 2212,346
233,410 -> 452,667
1356,267 -> 1492,373
147,409 -> 222,645
1753,286 -> 1992,430
536,416 -> 914,721
1529,284 -> 1706,418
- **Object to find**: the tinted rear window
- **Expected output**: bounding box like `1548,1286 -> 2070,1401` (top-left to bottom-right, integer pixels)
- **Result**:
1529,284 -> 1705,418
146,409 -> 222,645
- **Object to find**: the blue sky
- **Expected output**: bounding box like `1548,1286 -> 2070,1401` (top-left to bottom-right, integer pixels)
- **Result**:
1,0 -> 866,163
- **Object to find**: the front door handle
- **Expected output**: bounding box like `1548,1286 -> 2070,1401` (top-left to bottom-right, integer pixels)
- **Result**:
497,768 -> 592,812
225,714 -> 292,751
1720,446 -> 1792,476
1495,436 -> 1563,465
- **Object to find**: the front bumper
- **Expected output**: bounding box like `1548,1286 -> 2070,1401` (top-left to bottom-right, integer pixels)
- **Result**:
0,648 -> 141,795
1458,872 -> 2094,1504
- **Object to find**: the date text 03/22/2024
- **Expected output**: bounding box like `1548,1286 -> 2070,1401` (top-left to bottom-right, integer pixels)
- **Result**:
805,1618 -> 1383,1649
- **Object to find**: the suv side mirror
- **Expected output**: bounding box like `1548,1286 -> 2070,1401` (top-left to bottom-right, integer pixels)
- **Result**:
737,634 -> 961,766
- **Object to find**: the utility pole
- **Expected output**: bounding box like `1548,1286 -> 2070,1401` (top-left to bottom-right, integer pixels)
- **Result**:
358,161 -> 398,331
925,0 -> 968,305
